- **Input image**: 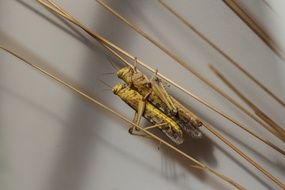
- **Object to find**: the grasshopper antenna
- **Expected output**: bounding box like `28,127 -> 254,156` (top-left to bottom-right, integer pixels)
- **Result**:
109,58 -> 119,70
104,53 -> 121,70
98,79 -> 113,90
101,72 -> 115,75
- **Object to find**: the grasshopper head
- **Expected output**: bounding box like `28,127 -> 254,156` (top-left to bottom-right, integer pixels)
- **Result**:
117,67 -> 133,83
112,83 -> 126,95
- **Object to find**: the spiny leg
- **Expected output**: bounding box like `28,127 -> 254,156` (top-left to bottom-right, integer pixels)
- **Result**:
129,121 -> 167,143
133,97 -> 168,133
128,98 -> 146,136
128,112 -> 138,135
128,96 -> 167,139
150,69 -> 177,114
144,123 -> 167,130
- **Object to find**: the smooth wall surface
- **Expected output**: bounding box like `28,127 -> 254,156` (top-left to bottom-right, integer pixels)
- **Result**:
0,0 -> 284,190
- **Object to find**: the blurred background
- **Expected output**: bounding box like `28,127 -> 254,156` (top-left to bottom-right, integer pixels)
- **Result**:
0,0 -> 284,190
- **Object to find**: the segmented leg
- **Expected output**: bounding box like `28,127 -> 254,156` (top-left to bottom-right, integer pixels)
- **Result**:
128,98 -> 146,136
128,97 -> 167,139
150,69 -> 177,114
129,122 -> 167,139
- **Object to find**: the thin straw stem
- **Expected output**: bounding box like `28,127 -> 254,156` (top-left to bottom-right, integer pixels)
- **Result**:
222,0 -> 285,62
209,64 -> 285,141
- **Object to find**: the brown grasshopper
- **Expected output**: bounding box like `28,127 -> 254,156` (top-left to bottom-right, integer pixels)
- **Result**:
116,66 -> 203,139
113,83 -> 184,144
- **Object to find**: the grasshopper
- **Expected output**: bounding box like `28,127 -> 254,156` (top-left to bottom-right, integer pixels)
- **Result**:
116,66 -> 203,139
113,83 -> 183,144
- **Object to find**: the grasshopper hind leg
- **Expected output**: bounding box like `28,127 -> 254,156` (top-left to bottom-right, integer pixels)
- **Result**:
150,69 -> 177,115
128,112 -> 138,135
128,98 -> 147,137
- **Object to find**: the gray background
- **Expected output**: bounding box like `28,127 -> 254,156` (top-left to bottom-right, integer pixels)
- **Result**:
0,0 -> 285,189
